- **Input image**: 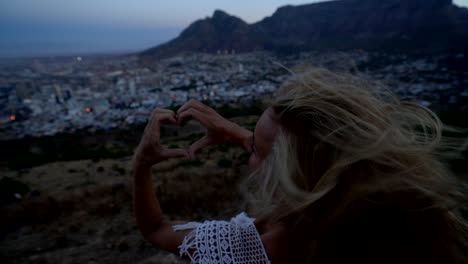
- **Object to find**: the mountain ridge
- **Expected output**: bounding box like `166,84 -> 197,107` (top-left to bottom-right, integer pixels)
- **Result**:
141,0 -> 468,59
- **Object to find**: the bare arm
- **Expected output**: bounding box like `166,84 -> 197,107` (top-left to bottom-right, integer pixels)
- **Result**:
133,163 -> 160,239
133,103 -> 253,254
133,108 -> 191,253
133,163 -> 191,252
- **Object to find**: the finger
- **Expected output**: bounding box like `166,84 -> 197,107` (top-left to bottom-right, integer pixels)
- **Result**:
189,136 -> 212,157
177,99 -> 201,114
152,107 -> 174,114
177,99 -> 210,114
177,108 -> 210,127
150,108 -> 175,120
151,112 -> 177,126
146,109 -> 173,129
146,112 -> 177,139
163,148 -> 189,159
159,114 -> 177,124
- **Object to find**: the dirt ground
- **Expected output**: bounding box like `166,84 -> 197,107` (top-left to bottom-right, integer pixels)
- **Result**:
0,119 -> 256,264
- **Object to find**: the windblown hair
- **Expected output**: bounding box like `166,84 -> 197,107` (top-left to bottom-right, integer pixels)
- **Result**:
244,68 -> 468,263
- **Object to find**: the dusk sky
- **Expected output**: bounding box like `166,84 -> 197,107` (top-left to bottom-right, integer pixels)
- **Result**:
1,0 -> 468,58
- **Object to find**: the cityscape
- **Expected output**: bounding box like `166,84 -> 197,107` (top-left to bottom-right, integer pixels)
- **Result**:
0,51 -> 467,140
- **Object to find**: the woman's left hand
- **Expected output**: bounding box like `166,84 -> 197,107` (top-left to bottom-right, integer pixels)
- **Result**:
133,108 -> 189,168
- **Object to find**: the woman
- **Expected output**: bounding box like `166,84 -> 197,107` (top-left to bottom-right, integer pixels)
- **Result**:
133,68 -> 468,263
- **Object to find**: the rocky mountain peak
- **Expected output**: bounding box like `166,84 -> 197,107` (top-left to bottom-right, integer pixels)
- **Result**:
212,9 -> 231,20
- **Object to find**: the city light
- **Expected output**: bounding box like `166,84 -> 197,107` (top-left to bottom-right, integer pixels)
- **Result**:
2,52 -> 466,139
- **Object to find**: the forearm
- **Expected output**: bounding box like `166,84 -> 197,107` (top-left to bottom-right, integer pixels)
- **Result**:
133,163 -> 163,239
228,122 -> 253,152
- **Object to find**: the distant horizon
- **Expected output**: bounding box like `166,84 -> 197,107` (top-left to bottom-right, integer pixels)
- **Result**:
0,26 -> 181,59
1,0 -> 468,59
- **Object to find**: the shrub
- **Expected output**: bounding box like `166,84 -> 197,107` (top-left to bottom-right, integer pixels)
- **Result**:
177,158 -> 205,167
0,177 -> 31,205
217,158 -> 232,168
168,144 -> 180,149
111,164 -> 126,176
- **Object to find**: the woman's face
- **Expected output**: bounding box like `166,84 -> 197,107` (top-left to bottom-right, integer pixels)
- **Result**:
248,107 -> 280,170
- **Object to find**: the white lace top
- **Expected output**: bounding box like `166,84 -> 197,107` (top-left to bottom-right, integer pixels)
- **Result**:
173,212 -> 271,264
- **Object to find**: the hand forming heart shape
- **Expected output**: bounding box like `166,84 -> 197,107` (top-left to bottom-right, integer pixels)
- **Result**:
133,100 -> 253,168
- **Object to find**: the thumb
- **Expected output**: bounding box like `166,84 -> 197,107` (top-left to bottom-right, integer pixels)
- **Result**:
164,148 -> 189,159
189,136 -> 212,157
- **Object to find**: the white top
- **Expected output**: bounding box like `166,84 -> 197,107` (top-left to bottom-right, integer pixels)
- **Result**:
173,212 -> 271,264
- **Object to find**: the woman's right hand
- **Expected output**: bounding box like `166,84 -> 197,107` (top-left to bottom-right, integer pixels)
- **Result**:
177,99 -> 253,157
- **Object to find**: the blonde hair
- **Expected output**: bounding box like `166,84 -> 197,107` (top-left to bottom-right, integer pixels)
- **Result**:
243,68 -> 468,263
